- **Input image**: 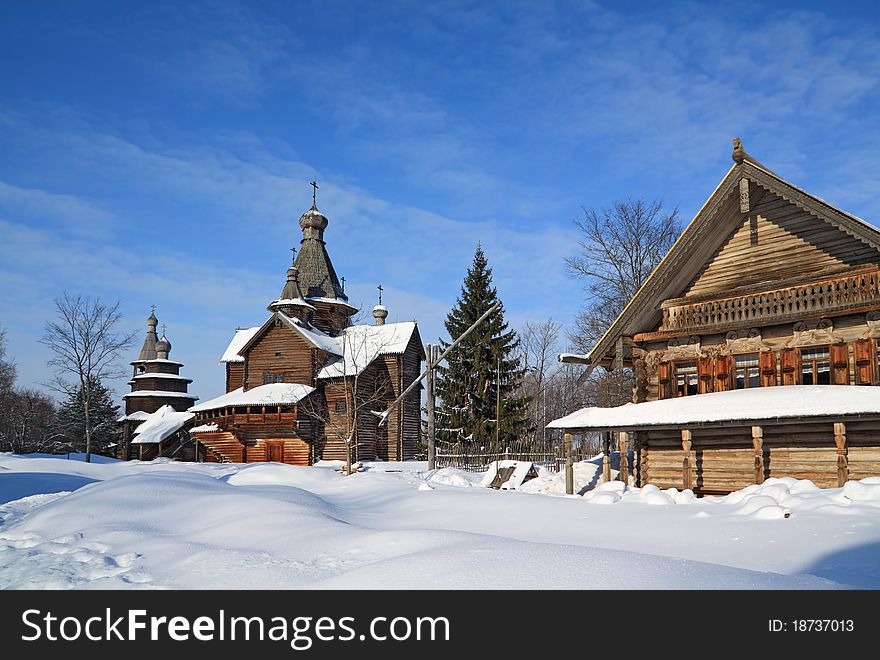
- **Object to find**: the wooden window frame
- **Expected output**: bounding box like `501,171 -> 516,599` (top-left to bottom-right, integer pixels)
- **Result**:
732,353 -> 761,390
799,346 -> 832,385
673,361 -> 699,397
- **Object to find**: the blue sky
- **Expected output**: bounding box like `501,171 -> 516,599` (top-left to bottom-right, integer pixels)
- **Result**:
2,0 -> 879,402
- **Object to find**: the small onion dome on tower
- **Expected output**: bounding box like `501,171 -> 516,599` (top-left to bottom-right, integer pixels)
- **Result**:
372,304 -> 388,326
299,205 -> 329,241
156,334 -> 171,360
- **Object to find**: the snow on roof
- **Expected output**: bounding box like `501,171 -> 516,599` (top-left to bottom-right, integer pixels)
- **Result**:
118,410 -> 152,422
122,390 -> 199,400
317,321 -> 417,379
547,385 -> 880,430
132,358 -> 185,367
188,383 -> 315,413
131,373 -> 193,382
131,405 -> 194,444
305,296 -> 357,309
220,326 -> 261,363
191,422 -> 221,433
269,298 -> 317,310
279,313 -> 344,355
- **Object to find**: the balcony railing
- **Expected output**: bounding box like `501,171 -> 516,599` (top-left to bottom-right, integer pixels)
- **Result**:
660,268 -> 880,333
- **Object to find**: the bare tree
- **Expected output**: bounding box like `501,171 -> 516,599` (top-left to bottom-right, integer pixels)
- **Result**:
565,199 -> 680,407
519,319 -> 562,447
0,327 -> 19,450
566,199 -> 680,353
5,388 -> 59,454
40,293 -> 136,462
299,324 -> 401,474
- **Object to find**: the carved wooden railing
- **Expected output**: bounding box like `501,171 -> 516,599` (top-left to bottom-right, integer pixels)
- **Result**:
661,268 -> 880,333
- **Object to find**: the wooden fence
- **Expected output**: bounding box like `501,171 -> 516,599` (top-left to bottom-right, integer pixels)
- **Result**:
436,450 -> 562,473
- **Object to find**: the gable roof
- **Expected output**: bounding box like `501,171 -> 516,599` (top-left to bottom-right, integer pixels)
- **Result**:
317,321 -> 421,379
131,405 -> 194,444
220,326 -> 261,363
567,151 -> 880,367
189,384 -> 316,413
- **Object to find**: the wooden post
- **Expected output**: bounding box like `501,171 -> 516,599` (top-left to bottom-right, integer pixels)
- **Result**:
834,422 -> 848,487
602,431 -> 611,483
426,343 -> 436,470
564,432 -> 574,495
619,431 -> 629,484
681,429 -> 692,490
751,426 -> 764,484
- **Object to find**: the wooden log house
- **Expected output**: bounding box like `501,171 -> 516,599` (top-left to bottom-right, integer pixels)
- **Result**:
551,139 -> 880,494
190,196 -> 423,465
117,311 -> 199,461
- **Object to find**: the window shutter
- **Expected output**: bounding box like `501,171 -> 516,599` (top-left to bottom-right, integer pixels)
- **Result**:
714,355 -> 730,391
855,339 -> 874,385
781,348 -> 797,386
658,362 -> 670,399
830,343 -> 849,385
698,357 -> 713,380
854,339 -> 872,364
760,351 -> 777,387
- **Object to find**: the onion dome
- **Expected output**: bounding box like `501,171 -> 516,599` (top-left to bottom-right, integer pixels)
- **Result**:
372,304 -> 388,326
299,204 -> 329,239
156,334 -> 171,358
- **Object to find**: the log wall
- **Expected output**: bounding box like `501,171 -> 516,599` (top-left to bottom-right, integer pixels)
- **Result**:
641,419 -> 880,493
244,322 -> 315,390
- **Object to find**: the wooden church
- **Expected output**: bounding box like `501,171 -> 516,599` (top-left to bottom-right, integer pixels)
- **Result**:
117,311 -> 199,460
551,139 -> 880,494
190,192 -> 423,465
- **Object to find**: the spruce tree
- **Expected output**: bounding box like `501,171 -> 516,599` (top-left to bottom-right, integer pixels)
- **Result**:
54,377 -> 120,457
435,244 -> 531,452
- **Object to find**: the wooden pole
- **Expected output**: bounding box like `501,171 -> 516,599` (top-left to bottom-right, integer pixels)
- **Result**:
426,343 -> 436,470
602,432 -> 611,483
681,429 -> 692,490
377,301 -> 501,426
619,431 -> 629,484
564,432 -> 574,495
751,426 -> 764,484
834,422 -> 848,487
495,352 -> 501,454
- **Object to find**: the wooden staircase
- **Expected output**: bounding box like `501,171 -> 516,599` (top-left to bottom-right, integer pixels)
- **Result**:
194,431 -> 245,463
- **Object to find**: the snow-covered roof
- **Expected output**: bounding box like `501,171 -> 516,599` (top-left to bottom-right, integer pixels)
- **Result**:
132,358 -> 185,367
317,321 -> 418,379
220,327 -> 261,363
269,298 -> 317,310
118,410 -> 152,422
547,385 -> 880,430
279,313 -> 344,354
191,422 -> 221,433
130,373 -> 193,382
131,405 -> 195,444
123,390 -> 199,401
305,296 -> 358,309
188,383 -> 315,413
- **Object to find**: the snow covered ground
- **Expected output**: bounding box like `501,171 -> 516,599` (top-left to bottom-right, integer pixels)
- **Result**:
1,452 -> 879,590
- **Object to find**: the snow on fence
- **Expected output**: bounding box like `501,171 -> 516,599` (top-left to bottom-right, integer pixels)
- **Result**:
436,451 -> 561,473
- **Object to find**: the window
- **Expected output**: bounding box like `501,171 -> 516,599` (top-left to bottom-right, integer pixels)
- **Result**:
733,354 -> 760,389
800,346 -> 831,385
335,399 -> 347,413
263,372 -> 284,384
674,362 -> 698,397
